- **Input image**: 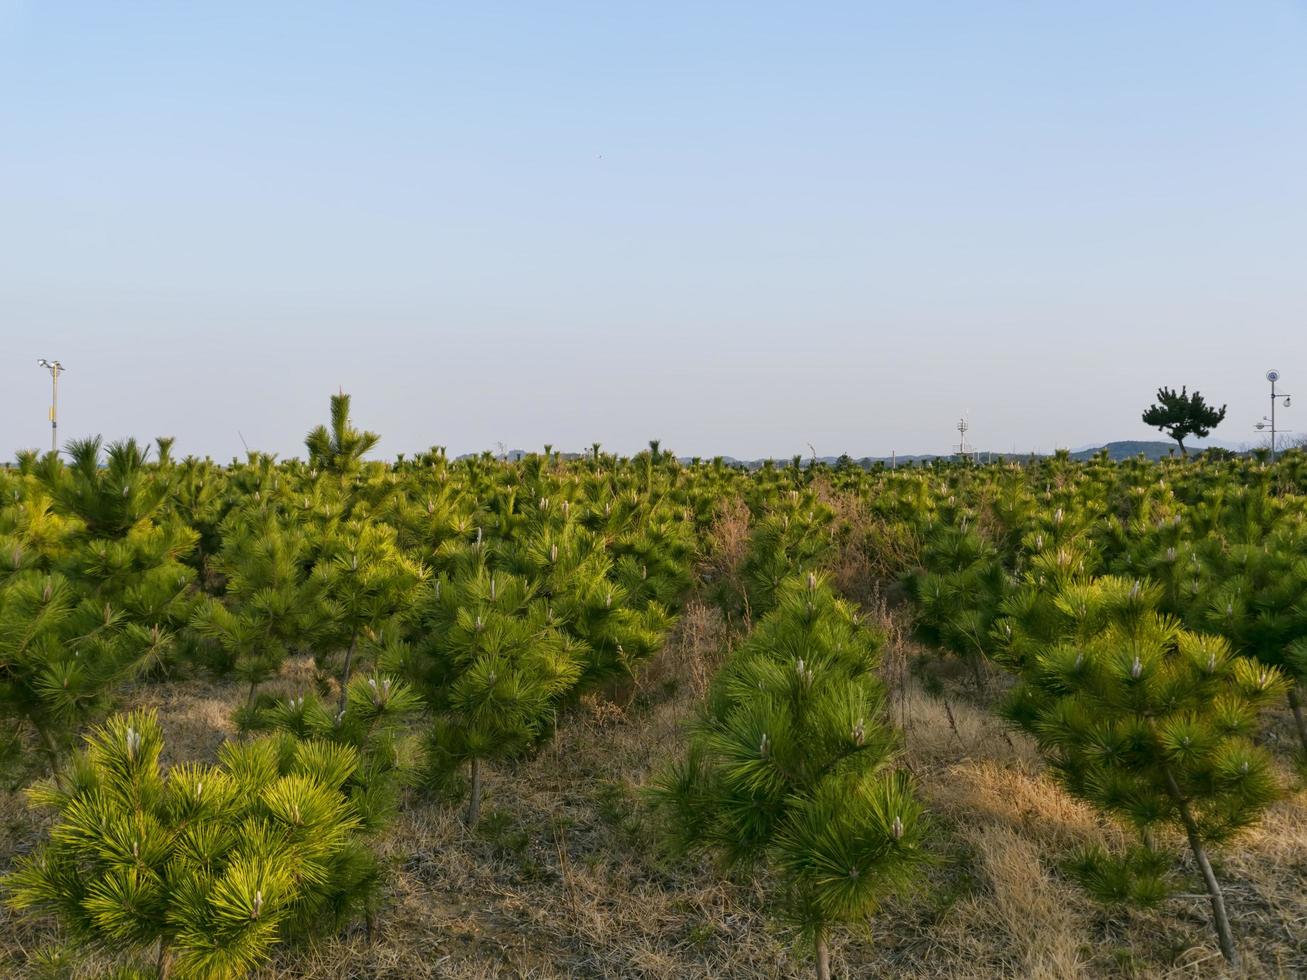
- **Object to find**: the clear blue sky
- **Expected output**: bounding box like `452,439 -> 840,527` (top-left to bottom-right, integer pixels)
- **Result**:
3,2 -> 1305,460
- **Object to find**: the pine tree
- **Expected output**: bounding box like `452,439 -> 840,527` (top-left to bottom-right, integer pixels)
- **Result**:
736,492 -> 836,620
247,671 -> 424,832
191,509 -> 321,710
652,574 -> 928,979
0,572 -> 142,776
1141,386 -> 1227,457
165,457 -> 230,587
4,710 -> 381,978
0,472 -> 78,584
40,437 -> 200,674
396,567 -> 583,824
45,437 -> 171,537
1194,521 -> 1307,753
311,519 -> 427,716
304,392 -> 380,476
508,496 -> 676,690
1002,576 -> 1285,967
906,519 -> 1007,689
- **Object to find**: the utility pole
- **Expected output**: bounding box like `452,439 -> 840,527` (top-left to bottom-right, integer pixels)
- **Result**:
37,359 -> 65,455
1256,370 -> 1291,460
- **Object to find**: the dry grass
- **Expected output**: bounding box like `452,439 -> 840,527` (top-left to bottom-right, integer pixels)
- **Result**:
814,480 -> 922,606
2,615 -> 1305,978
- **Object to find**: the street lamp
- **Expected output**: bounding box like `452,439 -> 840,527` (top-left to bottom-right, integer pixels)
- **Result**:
36,359 -> 65,455
1255,370 -> 1291,460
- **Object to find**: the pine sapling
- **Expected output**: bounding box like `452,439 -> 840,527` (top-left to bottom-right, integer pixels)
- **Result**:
652,574 -> 928,979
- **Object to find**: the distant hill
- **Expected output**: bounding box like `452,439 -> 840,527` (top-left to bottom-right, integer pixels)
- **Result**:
1069,440 -> 1181,461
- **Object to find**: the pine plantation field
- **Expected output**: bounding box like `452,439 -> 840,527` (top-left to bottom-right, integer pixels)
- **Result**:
2,397 -> 1307,979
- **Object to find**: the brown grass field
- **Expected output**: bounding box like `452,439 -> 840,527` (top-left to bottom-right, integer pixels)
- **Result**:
2,601 -> 1304,979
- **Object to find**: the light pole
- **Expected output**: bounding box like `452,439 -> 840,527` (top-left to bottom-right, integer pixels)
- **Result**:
1254,369 -> 1291,460
36,359 -> 65,455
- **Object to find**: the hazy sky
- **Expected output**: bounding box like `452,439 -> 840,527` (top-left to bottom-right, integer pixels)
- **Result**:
3,2 -> 1306,461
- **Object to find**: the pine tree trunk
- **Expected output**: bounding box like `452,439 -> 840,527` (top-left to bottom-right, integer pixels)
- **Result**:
336,632 -> 359,718
1287,686 -> 1307,753
156,940 -> 173,979
247,679 -> 259,709
466,757 -> 482,826
36,724 -> 59,763
814,928 -> 831,980
1163,766 -> 1239,967
968,650 -> 987,693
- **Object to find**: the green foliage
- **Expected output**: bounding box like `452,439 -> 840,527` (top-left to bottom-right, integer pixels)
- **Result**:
0,572 -> 143,775
304,392 -> 380,475
246,672 -> 424,831
906,519 -> 1007,686
1003,576 -> 1285,964
191,510 -> 320,703
717,490 -> 835,621
652,574 -> 927,971
310,519 -> 427,707
3,710 -> 380,979
44,438 -> 171,538
0,477 -> 77,582
396,567 -> 583,822
40,436 -> 199,674
1141,386 -> 1227,456
1063,844 -> 1174,908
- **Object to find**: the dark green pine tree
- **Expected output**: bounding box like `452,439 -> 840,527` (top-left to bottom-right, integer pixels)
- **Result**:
906,518 -> 1007,689
395,567 -> 583,825
41,437 -> 200,673
544,549 -> 671,690
734,492 -> 836,621
4,710 -> 381,979
1003,577 -> 1285,967
0,572 -> 142,775
652,574 -> 928,980
1194,521 -> 1307,753
191,509 -> 322,710
310,519 -> 428,716
1141,386 -> 1227,457
510,502 -> 674,690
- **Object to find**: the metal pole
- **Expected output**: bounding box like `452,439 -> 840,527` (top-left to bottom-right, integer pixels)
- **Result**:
50,364 -> 59,454
1271,376 -> 1277,460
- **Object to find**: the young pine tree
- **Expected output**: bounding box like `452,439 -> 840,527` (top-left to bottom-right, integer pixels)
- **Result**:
0,572 -> 141,776
304,392 -> 380,476
42,438 -> 200,673
1003,577 -> 1285,967
906,519 -> 1007,689
191,510 -> 320,711
0,474 -> 77,583
652,574 -> 927,980
247,671 -> 424,833
734,492 -> 836,621
311,520 -> 427,716
4,710 -> 380,979
397,567 -> 583,825
1193,522 -> 1307,754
